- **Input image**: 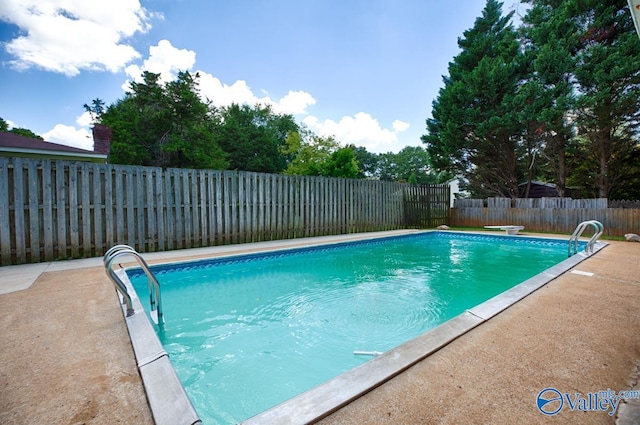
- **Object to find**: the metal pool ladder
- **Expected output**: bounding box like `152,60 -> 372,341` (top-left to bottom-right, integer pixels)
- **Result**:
568,220 -> 604,257
103,245 -> 163,324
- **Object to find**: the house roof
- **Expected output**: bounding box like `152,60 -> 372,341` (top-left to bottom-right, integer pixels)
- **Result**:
0,131 -> 107,162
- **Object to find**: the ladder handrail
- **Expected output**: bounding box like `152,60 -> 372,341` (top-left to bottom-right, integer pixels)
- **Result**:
568,220 -> 603,257
103,245 -> 163,323
104,247 -> 135,317
568,222 -> 586,256
590,221 -> 604,252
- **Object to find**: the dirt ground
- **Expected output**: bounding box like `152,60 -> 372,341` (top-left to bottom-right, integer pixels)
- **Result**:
0,234 -> 639,425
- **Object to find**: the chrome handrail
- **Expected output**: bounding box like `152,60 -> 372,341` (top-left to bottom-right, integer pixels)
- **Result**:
103,245 -> 163,323
568,220 -> 603,257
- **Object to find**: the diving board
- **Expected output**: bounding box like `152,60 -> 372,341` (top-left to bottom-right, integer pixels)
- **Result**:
484,225 -> 525,235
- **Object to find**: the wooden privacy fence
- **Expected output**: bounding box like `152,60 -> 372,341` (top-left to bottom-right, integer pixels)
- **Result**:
0,158 -> 449,266
455,197 -> 610,209
404,184 -> 450,228
451,197 -> 640,237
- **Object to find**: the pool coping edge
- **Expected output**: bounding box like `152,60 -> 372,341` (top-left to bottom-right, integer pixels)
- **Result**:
118,269 -> 202,425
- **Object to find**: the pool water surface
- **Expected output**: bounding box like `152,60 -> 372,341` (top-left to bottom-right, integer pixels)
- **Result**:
128,232 -> 573,424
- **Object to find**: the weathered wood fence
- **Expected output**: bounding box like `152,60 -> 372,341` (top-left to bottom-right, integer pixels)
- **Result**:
0,158 -> 449,266
451,197 -> 640,237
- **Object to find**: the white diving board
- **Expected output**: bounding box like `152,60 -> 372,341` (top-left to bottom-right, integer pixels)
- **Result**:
484,225 -> 525,235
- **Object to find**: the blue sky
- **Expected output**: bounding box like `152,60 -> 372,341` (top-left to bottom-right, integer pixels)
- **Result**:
0,0 -> 521,153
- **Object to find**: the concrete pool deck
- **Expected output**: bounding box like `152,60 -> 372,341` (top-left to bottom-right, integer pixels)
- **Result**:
0,230 -> 639,424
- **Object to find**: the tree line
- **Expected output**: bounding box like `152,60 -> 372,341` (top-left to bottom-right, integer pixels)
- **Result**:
81,71 -> 441,184
423,0 -> 640,199
2,77 -> 440,184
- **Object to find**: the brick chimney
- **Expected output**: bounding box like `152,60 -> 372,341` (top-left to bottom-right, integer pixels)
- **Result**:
92,124 -> 112,159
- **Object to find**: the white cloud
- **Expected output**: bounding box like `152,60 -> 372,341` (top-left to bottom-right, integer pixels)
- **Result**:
392,119 -> 410,133
197,74 -> 261,107
123,39 -> 196,89
75,111 -> 93,128
0,0 -> 155,76
42,124 -> 93,151
303,113 -> 410,153
122,41 -> 317,115
272,90 -> 316,115
198,74 -> 316,115
39,112 -> 94,150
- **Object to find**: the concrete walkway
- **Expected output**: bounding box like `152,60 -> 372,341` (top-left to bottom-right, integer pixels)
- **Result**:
0,231 -> 638,424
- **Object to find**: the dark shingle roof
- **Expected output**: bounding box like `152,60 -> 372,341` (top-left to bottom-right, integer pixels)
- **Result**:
0,131 -> 95,154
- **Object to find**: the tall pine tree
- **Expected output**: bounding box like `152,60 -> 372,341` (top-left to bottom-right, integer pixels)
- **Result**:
569,0 -> 640,198
519,0 -> 580,197
422,0 -> 526,197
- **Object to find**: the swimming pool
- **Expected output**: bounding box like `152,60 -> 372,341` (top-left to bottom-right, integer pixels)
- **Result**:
125,231 -> 591,424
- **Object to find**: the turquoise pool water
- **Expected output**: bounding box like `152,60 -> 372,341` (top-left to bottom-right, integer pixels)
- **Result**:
128,232 -> 572,424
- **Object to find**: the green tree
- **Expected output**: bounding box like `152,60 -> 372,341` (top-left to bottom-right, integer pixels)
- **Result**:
214,103 -> 299,173
282,131 -> 361,178
518,0 -> 580,197
520,0 -> 640,199
9,127 -> 43,140
378,146 -> 444,184
608,143 -> 640,199
322,146 -> 360,178
0,116 -> 43,139
352,146 -> 380,178
422,0 -> 525,197
282,130 -> 339,176
101,71 -> 228,169
569,0 -> 640,198
83,98 -> 106,124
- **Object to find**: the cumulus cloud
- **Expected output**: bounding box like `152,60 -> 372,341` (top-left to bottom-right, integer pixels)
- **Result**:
123,40 -> 317,115
197,74 -> 316,115
40,112 -> 95,150
198,74 -> 261,107
122,39 -> 196,89
0,0 -> 156,76
42,124 -> 93,151
272,91 -> 317,115
303,113 -> 410,153
392,119 -> 410,133
75,111 -> 94,128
